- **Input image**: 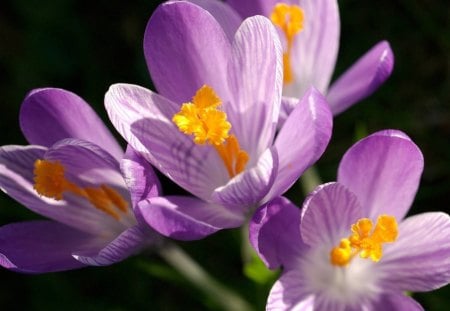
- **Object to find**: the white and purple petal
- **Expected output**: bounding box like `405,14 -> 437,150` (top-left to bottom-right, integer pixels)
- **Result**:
267,269 -> 314,311
284,0 -> 340,99
226,15 -> 283,158
300,182 -> 361,248
380,212 -> 450,292
19,88 -> 123,161
370,294 -> 424,311
144,0 -> 231,103
121,145 -> 161,208
338,130 -> 424,220
212,147 -> 278,210
327,41 -> 394,115
138,196 -> 245,241
249,196 -> 304,270
266,88 -> 332,201
187,0 -> 242,40
73,225 -> 159,266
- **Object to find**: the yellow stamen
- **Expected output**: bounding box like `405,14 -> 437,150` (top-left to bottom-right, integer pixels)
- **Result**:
330,215 -> 398,266
33,159 -> 128,220
172,85 -> 249,178
270,3 -> 305,85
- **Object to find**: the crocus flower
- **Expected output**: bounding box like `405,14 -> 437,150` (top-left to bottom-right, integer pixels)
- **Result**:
250,130 -> 450,310
105,1 -> 332,240
190,0 -> 394,118
0,88 -> 161,273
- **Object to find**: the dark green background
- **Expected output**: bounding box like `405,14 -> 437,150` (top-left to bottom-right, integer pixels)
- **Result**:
0,0 -> 449,310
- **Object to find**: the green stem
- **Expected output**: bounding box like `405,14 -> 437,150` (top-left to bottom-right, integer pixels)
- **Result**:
158,243 -> 254,311
299,166 -> 322,196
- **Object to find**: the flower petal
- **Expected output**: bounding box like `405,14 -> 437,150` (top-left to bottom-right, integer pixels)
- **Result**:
249,197 -> 304,270
212,147 -> 278,210
187,0 -> 242,40
380,212 -> 450,292
144,0 -> 231,103
267,269 -> 314,311
0,220 -> 95,273
300,182 -> 361,248
19,88 -> 123,161
225,0 -> 287,18
267,87 -> 332,201
337,130 -> 424,220
284,0 -> 340,99
105,83 -> 225,202
227,15 -> 283,158
278,95 -> 299,128
121,145 -> 161,208
73,225 -> 157,266
138,196 -> 245,240
370,294 -> 424,311
327,41 -> 394,115
45,139 -> 123,188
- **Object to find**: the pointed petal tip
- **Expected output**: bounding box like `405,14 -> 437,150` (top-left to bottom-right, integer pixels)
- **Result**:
328,40 -> 395,115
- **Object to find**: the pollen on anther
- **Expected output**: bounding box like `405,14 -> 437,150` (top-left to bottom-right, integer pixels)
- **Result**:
330,215 -> 398,266
33,159 -> 67,200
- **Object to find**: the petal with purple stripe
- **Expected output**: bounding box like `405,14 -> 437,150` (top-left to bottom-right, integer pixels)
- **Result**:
338,130 -> 424,220
226,15 -> 283,158
0,220 -> 94,273
73,225 -> 156,266
284,0 -> 340,99
250,197 -> 304,270
300,182 -> 361,248
380,212 -> 450,292
267,269 -> 314,311
267,88 -> 332,201
138,196 -> 245,241
144,1 -> 231,103
212,147 -> 278,209
20,88 -> 123,161
187,0 -> 242,40
327,41 -> 394,115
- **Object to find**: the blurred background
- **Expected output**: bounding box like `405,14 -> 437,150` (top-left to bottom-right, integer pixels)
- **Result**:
0,0 -> 448,309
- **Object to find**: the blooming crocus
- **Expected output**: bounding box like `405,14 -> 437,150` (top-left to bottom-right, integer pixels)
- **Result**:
105,1 -> 332,241
190,0 -> 394,118
0,88 -> 162,273
250,130 -> 450,310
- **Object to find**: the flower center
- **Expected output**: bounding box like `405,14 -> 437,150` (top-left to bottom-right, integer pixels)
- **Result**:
33,159 -> 129,220
172,85 -> 249,178
330,215 -> 398,266
270,3 -> 305,85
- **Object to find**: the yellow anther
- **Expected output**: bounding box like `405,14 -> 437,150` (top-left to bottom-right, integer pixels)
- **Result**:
173,85 -> 231,145
330,215 -> 398,266
215,135 -> 250,177
173,85 -> 249,178
270,3 -> 305,85
33,159 -> 66,200
33,159 -> 128,220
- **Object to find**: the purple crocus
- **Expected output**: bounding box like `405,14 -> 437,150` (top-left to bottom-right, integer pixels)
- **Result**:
105,1 -> 332,241
190,0 -> 394,118
0,88 -> 162,273
250,130 -> 450,310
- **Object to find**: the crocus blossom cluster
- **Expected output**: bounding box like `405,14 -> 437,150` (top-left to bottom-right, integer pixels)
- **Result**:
0,88 -> 162,273
0,1 -> 448,310
105,1 -> 332,240
250,130 -> 450,310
